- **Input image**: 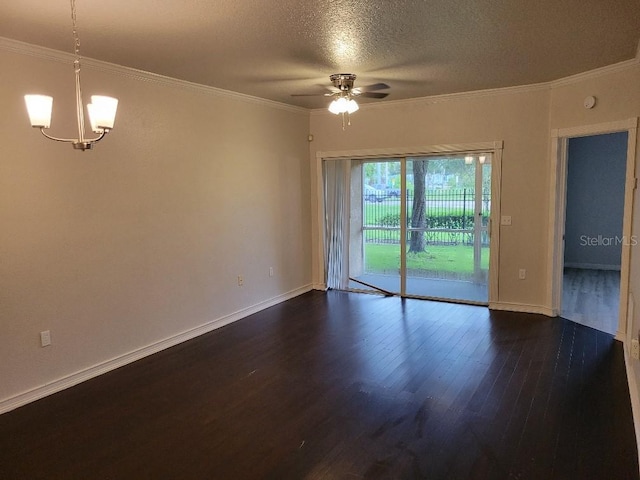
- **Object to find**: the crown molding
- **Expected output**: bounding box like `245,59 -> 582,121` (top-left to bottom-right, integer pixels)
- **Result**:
311,52 -> 640,115
2,35 -> 637,117
0,36 -> 307,115
311,82 -> 552,115
548,56 -> 639,89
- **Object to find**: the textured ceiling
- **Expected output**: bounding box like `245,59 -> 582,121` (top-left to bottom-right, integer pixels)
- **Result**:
1,0 -> 639,109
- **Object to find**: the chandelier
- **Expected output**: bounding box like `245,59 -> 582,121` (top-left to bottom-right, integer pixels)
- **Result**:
24,0 -> 118,151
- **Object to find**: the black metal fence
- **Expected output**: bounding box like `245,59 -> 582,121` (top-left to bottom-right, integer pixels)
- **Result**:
363,189 -> 491,246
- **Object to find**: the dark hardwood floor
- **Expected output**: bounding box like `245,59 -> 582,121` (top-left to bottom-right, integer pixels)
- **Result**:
562,267 -> 621,335
0,290 -> 637,479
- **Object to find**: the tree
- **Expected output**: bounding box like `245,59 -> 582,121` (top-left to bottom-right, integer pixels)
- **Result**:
409,159 -> 427,253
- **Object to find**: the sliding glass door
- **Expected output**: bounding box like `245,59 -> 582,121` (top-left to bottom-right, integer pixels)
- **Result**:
404,155 -> 490,302
348,160 -> 402,293
341,154 -> 492,304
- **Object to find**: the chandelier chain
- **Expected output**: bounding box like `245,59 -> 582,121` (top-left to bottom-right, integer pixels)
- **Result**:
71,0 -> 81,65
70,0 -> 85,141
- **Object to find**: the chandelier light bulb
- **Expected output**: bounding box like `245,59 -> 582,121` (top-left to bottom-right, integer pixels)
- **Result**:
87,96 -> 119,133
24,95 -> 53,128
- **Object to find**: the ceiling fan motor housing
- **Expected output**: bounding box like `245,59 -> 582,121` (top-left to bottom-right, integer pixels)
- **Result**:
330,73 -> 356,91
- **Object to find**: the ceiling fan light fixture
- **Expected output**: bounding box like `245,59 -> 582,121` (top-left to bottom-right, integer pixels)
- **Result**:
329,96 -> 349,114
328,98 -> 342,114
328,96 -> 358,115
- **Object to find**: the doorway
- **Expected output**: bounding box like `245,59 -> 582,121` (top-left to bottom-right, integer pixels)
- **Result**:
562,132 -> 628,334
548,118 -> 638,341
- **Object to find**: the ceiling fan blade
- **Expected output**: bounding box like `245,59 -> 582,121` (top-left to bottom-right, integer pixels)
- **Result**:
293,76 -> 389,100
359,82 -> 390,92
358,91 -> 389,99
291,92 -> 334,97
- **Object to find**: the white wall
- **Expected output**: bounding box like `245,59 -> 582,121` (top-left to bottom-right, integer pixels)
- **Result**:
547,59 -> 640,451
310,86 -> 553,309
310,58 -> 640,447
309,60 -> 640,314
0,41 -> 312,410
2,36 -> 639,428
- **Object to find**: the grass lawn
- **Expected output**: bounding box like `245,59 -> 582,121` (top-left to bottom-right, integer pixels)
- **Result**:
365,243 -> 489,277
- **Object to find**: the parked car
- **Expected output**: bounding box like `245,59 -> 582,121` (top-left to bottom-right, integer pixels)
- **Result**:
364,185 -> 385,202
373,184 -> 400,197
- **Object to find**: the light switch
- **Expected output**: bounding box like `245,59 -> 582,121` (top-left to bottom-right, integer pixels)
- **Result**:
40,330 -> 51,347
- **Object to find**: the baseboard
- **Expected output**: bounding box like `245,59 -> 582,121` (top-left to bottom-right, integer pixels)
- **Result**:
489,302 -> 556,317
623,347 -> 640,477
0,284 -> 312,415
564,262 -> 621,271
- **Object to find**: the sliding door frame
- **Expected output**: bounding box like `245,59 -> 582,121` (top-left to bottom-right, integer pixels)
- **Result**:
316,141 -> 504,305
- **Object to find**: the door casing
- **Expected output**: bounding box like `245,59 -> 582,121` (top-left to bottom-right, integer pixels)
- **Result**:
547,118 -> 638,341
316,141 -> 504,306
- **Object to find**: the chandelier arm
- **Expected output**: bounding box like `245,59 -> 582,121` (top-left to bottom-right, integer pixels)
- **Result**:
88,131 -> 108,143
39,128 -> 80,144
39,128 -> 107,144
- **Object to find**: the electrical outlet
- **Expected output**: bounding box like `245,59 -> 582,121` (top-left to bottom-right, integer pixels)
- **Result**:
632,339 -> 640,360
500,215 -> 512,226
40,330 -> 51,347
237,275 -> 244,287
269,267 -> 274,277
519,269 -> 526,280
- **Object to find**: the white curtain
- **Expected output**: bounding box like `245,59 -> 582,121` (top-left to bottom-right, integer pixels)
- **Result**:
323,159 -> 350,290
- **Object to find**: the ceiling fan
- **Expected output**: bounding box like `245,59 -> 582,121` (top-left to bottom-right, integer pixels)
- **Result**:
293,74 -> 390,129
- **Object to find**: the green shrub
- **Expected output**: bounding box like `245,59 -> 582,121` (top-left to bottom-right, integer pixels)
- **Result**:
378,213 -> 401,227
426,215 -> 475,229
373,213 -> 476,229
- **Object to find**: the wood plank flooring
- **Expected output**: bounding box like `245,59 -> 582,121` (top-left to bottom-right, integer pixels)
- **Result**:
562,268 -> 620,334
0,290 -> 637,479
